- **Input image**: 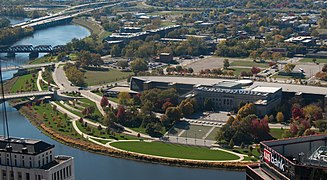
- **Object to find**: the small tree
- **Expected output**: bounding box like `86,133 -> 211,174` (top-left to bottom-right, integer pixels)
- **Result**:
223,59 -> 230,69
229,139 -> 234,149
100,96 -> 109,108
276,112 -> 284,123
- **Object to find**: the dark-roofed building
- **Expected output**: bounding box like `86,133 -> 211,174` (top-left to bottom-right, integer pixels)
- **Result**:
0,136 -> 74,180
246,134 -> 327,180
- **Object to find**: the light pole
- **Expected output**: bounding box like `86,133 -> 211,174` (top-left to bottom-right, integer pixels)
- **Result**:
185,130 -> 187,145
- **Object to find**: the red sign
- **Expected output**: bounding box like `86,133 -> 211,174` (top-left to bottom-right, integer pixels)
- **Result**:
264,149 -> 271,163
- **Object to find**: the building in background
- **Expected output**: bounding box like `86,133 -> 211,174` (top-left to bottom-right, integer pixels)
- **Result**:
0,136 -> 74,180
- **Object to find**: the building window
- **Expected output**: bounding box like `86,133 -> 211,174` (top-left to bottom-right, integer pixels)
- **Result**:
18,172 -> 22,180
26,173 -> 30,180
22,160 -> 25,167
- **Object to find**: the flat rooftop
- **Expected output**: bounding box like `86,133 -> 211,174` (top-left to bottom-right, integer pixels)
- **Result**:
107,86 -> 138,94
0,136 -> 54,155
251,86 -> 281,94
133,76 -> 327,95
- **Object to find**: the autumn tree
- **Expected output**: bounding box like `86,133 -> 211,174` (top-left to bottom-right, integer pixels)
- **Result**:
237,103 -> 255,118
284,63 -> 296,73
251,66 -> 261,74
276,112 -> 284,123
100,96 -> 109,108
118,92 -> 131,106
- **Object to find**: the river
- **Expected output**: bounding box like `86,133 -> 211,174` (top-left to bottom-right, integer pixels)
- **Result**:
0,21 -> 245,180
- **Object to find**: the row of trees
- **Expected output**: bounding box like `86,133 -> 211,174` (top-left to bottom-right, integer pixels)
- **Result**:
110,36 -> 209,60
63,63 -> 85,86
216,103 -> 271,145
101,88 -> 199,137
0,27 -> 33,45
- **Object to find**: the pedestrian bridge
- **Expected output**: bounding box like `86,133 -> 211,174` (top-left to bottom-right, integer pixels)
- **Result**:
0,91 -> 54,102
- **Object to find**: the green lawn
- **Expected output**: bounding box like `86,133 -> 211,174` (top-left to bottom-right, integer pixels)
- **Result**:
33,103 -> 77,137
299,58 -> 327,63
111,141 -> 240,161
57,98 -> 103,122
11,73 -> 38,93
229,67 -> 252,76
179,125 -> 212,139
108,97 -> 119,103
91,138 -> 111,144
28,56 -> 58,64
270,128 -> 286,139
205,127 -> 220,140
84,68 -> 133,86
76,121 -> 140,140
230,61 -> 269,68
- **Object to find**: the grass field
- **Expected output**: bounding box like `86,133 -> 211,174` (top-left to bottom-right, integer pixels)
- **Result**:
179,125 -> 212,139
29,56 -> 58,64
33,103 -> 77,137
270,128 -> 286,139
11,73 -> 38,93
205,127 -> 220,140
108,97 -> 119,103
299,58 -> 327,63
111,141 -> 240,161
230,61 -> 269,68
230,67 -> 252,76
84,69 -> 133,86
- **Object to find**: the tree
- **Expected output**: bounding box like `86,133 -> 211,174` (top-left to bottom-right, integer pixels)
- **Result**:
284,63 -> 296,73
251,66 -> 261,74
111,45 -> 121,57
180,101 -> 194,117
314,120 -> 327,132
322,64 -> 327,72
166,107 -> 181,122
116,60 -> 128,69
303,104 -> 323,121
237,103 -> 255,118
100,96 -> 109,108
229,139 -> 234,149
130,59 -> 148,74
276,112 -> 284,123
223,59 -> 230,69
118,92 -> 131,106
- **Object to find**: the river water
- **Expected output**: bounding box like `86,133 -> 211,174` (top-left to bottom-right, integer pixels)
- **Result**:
0,21 -> 245,180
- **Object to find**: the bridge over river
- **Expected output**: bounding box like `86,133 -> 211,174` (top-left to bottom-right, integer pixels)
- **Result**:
0,91 -> 54,102
0,62 -> 55,72
0,45 -> 65,58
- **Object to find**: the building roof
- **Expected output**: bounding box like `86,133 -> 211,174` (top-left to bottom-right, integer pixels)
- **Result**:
214,81 -> 241,89
0,136 -> 54,155
133,76 -> 327,95
251,86 -> 281,93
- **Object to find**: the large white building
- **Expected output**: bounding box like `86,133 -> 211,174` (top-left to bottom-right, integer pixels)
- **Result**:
0,136 -> 74,180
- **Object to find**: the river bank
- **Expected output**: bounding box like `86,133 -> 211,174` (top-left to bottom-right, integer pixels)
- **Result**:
17,103 -> 252,171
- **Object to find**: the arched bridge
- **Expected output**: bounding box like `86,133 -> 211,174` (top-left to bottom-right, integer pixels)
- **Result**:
0,91 -> 54,102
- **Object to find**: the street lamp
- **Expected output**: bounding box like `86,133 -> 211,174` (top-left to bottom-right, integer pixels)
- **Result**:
185,130 -> 188,145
